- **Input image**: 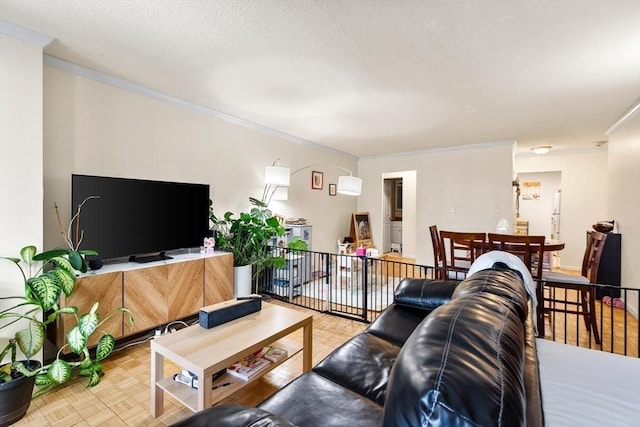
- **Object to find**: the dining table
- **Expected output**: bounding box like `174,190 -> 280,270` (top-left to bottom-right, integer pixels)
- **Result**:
538,239 -> 565,252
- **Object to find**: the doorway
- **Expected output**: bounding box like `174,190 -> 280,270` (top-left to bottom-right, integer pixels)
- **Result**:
517,171 -> 562,239
383,178 -> 403,254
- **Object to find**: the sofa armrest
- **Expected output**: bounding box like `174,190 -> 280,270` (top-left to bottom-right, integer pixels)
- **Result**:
170,404 -> 297,427
393,278 -> 459,310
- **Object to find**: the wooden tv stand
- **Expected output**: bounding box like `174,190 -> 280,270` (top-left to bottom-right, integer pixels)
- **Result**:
54,252 -> 233,350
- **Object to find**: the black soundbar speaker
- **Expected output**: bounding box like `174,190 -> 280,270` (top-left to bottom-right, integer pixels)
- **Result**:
199,296 -> 262,329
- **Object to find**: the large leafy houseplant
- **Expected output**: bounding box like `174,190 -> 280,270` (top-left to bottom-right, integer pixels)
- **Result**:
213,198 -> 286,270
0,246 -> 133,398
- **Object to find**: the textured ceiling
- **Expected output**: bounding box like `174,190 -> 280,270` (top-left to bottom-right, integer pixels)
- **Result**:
1,0 -> 639,158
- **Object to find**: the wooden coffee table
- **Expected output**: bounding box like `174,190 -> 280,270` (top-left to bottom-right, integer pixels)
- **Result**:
150,301 -> 313,417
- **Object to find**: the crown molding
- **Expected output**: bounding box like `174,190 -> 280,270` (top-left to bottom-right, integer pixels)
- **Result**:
605,97 -> 640,136
0,21 -> 54,48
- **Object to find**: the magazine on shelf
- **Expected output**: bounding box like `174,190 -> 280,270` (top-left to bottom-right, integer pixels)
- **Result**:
226,349 -> 272,381
263,347 -> 288,363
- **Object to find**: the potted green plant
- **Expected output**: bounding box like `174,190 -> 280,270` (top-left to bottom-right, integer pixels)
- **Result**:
212,198 -> 286,295
0,245 -> 134,424
1,196 -> 134,425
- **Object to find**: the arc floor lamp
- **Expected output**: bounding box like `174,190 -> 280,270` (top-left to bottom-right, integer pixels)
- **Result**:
262,160 -> 362,205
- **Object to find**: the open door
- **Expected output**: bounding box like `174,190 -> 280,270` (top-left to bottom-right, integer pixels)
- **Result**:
382,179 -> 393,253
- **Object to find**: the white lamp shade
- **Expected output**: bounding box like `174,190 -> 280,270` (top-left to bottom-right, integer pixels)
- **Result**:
271,186 -> 288,201
265,166 -> 290,186
337,175 -> 362,196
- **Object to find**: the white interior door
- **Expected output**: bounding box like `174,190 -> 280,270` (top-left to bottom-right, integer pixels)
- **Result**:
382,179 -> 393,253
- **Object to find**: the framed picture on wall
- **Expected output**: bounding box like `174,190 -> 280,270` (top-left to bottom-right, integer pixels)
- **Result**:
329,183 -> 336,196
311,171 -> 323,190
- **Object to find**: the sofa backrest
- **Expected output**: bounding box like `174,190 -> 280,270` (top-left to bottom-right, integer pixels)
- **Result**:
382,269 -> 528,427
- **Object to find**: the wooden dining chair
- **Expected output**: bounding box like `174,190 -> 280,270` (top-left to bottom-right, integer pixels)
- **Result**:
429,225 -> 442,279
486,233 -> 545,333
439,231 -> 487,280
541,231 -> 607,344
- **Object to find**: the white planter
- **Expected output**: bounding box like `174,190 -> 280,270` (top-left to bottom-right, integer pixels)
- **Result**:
234,264 -> 252,297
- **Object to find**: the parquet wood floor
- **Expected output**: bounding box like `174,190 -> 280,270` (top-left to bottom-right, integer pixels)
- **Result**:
16,301 -> 366,426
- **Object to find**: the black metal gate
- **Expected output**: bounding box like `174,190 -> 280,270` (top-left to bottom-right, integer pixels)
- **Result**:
260,249 -> 435,322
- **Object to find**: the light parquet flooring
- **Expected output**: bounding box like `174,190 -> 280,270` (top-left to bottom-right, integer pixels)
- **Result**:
15,301 -> 367,426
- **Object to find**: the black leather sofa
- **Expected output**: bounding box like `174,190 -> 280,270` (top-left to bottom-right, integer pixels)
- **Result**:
173,266 -> 543,427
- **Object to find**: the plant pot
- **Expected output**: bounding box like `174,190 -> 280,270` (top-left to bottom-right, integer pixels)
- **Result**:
0,360 -> 40,427
234,264 -> 252,297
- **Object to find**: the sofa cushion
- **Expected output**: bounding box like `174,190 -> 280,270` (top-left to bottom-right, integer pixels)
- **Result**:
382,291 -> 526,427
452,268 -> 529,322
313,332 -> 401,405
258,372 -> 383,426
394,278 -> 459,310
365,304 -> 432,346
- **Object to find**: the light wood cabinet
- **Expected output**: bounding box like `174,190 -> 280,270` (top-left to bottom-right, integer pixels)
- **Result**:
57,271 -> 124,349
204,253 -> 233,305
124,259 -> 204,333
56,253 -> 233,348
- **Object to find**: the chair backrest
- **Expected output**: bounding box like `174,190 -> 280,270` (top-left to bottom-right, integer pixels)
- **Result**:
486,233 -> 545,281
439,231 -> 487,279
582,231 -> 607,283
429,225 -> 441,265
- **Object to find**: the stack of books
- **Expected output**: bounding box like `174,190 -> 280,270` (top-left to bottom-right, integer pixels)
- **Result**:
225,346 -> 288,381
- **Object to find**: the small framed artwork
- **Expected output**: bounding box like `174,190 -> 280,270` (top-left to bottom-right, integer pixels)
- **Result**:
351,212 -> 373,248
311,171 -> 323,190
329,183 -> 337,196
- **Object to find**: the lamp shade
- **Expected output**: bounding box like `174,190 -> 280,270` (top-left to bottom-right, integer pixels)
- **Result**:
265,166 -> 290,186
271,186 -> 288,201
337,175 -> 362,196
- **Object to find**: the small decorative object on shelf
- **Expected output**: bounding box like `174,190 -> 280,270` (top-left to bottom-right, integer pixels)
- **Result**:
263,347 -> 288,363
173,371 -> 198,389
173,369 -> 226,389
202,236 -> 215,254
593,221 -> 614,233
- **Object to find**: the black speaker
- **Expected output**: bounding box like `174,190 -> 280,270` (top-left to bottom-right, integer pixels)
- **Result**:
88,259 -> 104,271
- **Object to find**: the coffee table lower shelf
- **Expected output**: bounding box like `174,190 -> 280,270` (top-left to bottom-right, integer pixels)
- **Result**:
156,338 -> 301,411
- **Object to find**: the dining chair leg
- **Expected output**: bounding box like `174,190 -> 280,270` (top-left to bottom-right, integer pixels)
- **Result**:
536,284 -> 545,338
580,289 -> 591,332
587,288 -> 601,345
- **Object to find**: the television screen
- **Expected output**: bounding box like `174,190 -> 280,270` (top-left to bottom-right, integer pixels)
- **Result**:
72,174 -> 210,262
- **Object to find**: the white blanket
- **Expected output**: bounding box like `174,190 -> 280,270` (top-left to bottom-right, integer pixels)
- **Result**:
467,251 -> 538,333
537,339 -> 640,426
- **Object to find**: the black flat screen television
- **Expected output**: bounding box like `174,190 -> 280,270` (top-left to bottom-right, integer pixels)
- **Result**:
72,174 -> 210,263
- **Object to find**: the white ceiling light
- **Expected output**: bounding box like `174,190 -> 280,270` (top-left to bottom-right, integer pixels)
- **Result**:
531,145 -> 552,155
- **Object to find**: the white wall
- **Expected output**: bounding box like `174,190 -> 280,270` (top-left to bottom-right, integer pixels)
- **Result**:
607,110 -> 640,316
515,149 -> 608,269
43,65 -> 358,255
0,35 -> 44,353
359,142 -> 514,266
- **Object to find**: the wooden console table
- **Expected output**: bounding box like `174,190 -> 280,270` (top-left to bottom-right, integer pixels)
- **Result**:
150,302 -> 313,417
